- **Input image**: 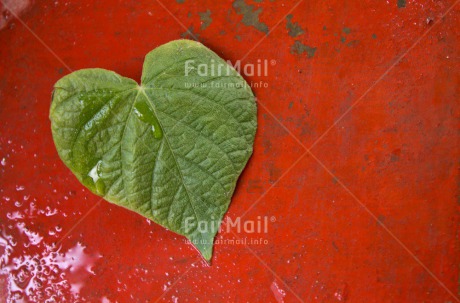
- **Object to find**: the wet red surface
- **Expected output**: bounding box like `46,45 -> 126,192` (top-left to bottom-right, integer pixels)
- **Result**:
0,0 -> 459,302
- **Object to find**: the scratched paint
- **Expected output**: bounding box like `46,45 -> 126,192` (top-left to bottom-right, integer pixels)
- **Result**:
397,0 -> 406,8
286,14 -> 304,37
290,40 -> 317,58
232,0 -> 269,34
180,25 -> 200,40
198,9 -> 212,30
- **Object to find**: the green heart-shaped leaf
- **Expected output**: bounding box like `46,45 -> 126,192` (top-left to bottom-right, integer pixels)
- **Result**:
50,40 -> 257,261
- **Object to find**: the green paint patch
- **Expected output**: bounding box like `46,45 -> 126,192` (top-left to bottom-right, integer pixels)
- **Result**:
346,40 -> 360,47
198,9 -> 212,31
342,27 -> 351,34
372,33 -> 377,39
397,0 -> 406,8
288,101 -> 294,109
233,0 -> 269,34
176,0 -> 185,3
286,14 -> 304,37
290,41 -> 317,58
181,26 -> 200,40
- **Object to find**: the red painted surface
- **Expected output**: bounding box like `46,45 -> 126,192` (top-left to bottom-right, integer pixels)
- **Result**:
0,0 -> 459,302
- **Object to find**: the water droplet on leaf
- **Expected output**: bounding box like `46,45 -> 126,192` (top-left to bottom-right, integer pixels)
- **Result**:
88,160 -> 102,183
134,99 -> 163,139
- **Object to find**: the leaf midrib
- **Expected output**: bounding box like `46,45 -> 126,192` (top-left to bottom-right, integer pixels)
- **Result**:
140,89 -> 204,236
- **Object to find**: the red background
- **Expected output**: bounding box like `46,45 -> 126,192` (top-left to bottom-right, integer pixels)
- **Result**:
0,0 -> 459,302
